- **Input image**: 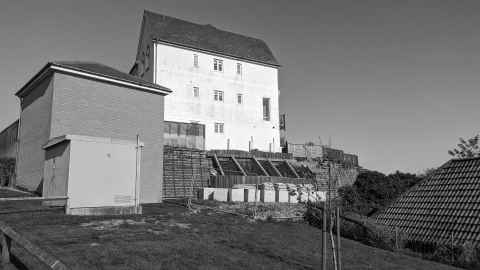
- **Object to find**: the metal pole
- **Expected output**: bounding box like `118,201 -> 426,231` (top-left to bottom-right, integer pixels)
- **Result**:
327,161 -> 331,211
135,135 -> 142,214
336,207 -> 341,270
451,231 -> 454,264
322,202 -> 327,270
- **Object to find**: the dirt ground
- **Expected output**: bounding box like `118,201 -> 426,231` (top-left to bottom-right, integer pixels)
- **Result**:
0,197 -> 462,270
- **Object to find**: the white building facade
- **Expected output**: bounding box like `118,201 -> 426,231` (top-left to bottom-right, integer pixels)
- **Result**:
132,11 -> 281,152
153,42 -> 280,151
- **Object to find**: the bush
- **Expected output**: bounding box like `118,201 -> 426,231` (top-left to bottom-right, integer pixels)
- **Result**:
306,203 -> 480,269
417,241 -> 480,269
338,170 -> 423,216
304,204 -> 395,251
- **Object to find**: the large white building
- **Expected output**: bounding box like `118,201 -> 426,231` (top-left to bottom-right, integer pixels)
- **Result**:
131,11 -> 281,152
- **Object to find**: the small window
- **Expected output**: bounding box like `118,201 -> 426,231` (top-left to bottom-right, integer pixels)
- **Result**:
263,98 -> 271,121
194,54 -> 199,67
237,94 -> 243,104
193,86 -> 199,97
214,123 -> 224,133
214,90 -> 224,102
236,63 -> 242,75
213,58 -> 223,71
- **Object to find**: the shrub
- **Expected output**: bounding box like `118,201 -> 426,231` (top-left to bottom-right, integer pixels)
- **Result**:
458,241 -> 479,268
305,203 -> 480,269
304,204 -> 394,251
338,170 -> 423,216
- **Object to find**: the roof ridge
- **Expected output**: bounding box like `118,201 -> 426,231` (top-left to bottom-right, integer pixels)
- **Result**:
142,10 -> 279,66
450,156 -> 480,162
147,10 -> 267,42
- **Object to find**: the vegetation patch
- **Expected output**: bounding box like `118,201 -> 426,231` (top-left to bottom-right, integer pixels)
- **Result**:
0,202 -> 460,270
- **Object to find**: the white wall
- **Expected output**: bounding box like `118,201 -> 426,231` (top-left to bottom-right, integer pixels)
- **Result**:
154,43 -> 281,152
66,138 -> 138,209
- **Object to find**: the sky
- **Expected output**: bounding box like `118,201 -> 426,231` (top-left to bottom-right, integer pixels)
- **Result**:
0,0 -> 479,174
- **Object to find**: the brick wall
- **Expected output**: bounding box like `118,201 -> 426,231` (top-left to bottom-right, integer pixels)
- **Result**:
0,120 -> 18,159
52,73 -> 165,203
16,76 -> 54,191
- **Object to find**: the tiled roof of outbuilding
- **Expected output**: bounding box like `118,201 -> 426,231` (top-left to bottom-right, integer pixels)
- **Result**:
16,61 -> 171,97
143,10 -> 279,66
376,157 -> 480,247
51,61 -> 171,92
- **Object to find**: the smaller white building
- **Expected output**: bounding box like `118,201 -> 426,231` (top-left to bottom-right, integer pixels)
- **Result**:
43,135 -> 143,215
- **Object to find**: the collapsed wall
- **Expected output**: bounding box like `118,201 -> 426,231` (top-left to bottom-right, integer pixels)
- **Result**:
290,160 -> 359,198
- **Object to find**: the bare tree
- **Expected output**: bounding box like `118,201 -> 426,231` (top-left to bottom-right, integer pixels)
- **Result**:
448,134 -> 480,158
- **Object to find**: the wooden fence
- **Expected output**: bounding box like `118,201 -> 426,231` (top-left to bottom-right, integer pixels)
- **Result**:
209,175 -> 312,188
0,221 -> 68,269
163,146 -> 210,199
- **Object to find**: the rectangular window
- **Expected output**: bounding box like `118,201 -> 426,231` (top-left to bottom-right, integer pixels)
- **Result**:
263,98 -> 271,121
193,86 -> 199,97
236,63 -> 242,75
214,123 -> 224,133
194,54 -> 199,67
237,94 -> 243,104
214,90 -> 224,102
213,58 -> 223,71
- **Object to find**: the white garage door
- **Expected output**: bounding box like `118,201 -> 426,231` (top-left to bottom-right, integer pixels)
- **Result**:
67,138 -> 138,209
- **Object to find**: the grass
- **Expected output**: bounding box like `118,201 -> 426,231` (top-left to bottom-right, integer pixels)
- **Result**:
0,198 -> 462,270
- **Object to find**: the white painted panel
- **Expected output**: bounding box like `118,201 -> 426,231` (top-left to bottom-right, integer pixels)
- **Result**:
67,139 -> 137,209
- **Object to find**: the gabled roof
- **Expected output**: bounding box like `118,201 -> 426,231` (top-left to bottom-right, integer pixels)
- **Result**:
143,10 -> 280,67
376,157 -> 480,247
16,61 -> 171,98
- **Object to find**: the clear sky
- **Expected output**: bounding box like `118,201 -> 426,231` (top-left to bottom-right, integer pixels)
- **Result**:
0,0 -> 479,173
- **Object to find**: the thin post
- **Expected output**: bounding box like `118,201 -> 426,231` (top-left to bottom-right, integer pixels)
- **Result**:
336,207 -> 341,270
395,226 -> 399,250
329,208 -> 338,270
1,232 -> 11,264
134,134 -> 142,213
252,157 -> 268,176
327,161 -> 331,211
322,203 -> 327,270
253,178 -> 259,218
212,154 -> 225,176
450,231 -> 454,264
231,156 -> 246,176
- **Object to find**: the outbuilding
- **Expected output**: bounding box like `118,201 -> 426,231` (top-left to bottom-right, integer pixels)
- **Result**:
14,61 -> 171,212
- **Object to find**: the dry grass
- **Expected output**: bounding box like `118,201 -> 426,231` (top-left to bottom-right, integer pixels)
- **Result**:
0,201 -> 462,270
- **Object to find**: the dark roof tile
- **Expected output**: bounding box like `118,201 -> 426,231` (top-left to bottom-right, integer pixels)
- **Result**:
143,10 -> 279,66
376,157 -> 480,247
52,61 -> 171,93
